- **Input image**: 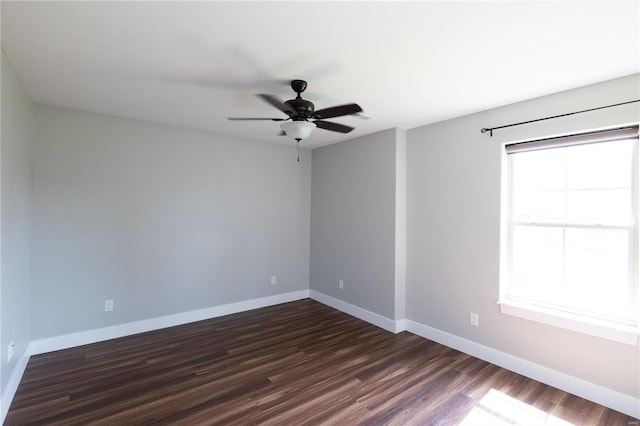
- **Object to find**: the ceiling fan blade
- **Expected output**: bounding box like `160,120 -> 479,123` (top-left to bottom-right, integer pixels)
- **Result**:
227,117 -> 286,121
257,94 -> 297,115
313,103 -> 362,119
314,120 -> 355,134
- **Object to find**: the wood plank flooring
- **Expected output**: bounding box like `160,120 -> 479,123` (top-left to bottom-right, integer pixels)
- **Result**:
6,299 -> 638,425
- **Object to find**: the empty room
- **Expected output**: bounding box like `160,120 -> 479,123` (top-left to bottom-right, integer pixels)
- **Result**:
1,1 -> 639,424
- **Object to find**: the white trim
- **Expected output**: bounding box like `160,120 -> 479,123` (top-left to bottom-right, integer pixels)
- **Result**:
498,299 -> 639,346
29,290 -> 309,355
0,348 -> 30,423
309,290 -> 405,333
405,319 -> 640,419
3,292 -> 638,422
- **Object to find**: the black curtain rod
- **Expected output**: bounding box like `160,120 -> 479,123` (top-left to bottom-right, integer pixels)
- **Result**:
480,99 -> 640,136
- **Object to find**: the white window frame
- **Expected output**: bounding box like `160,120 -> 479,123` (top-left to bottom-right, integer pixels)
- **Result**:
498,126 -> 640,346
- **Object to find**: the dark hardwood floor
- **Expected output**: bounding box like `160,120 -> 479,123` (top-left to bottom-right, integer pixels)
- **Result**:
6,299 -> 638,425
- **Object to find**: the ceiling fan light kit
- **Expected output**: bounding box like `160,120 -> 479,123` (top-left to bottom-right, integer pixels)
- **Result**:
280,120 -> 316,141
228,79 -> 363,159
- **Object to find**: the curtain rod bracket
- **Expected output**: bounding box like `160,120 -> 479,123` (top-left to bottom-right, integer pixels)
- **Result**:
480,128 -> 493,136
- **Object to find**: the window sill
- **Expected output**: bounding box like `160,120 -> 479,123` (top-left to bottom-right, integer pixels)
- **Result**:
497,299 -> 639,346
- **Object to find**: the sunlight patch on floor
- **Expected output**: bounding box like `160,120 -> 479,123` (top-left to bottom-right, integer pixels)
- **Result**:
460,389 -> 574,426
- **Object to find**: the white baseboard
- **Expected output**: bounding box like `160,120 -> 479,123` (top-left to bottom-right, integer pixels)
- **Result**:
29,290 -> 310,356
309,290 -> 404,333
1,289 -> 310,424
3,291 -> 638,422
305,293 -> 639,417
405,319 -> 640,419
1,348 -> 31,423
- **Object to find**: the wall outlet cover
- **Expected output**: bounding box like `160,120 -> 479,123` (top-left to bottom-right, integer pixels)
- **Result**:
8,340 -> 15,362
470,312 -> 479,327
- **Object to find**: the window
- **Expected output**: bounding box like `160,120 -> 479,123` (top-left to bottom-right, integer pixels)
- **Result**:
500,126 -> 639,344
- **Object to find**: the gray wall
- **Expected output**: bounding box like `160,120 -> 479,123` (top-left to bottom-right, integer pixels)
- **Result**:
406,74 -> 640,398
30,105 -> 311,339
310,129 -> 399,319
1,51 -> 34,395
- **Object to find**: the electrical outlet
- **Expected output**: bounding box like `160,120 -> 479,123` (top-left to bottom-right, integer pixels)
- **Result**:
105,299 -> 114,312
8,340 -> 15,362
338,279 -> 344,290
271,275 -> 277,285
470,312 -> 479,327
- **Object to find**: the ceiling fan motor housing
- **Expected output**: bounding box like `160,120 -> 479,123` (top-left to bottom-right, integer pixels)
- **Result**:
285,98 -> 315,118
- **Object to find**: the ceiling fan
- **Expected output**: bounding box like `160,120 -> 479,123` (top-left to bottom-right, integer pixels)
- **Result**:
228,79 -> 363,149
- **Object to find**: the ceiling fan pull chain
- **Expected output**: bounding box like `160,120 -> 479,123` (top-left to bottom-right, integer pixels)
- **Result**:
297,140 -> 300,162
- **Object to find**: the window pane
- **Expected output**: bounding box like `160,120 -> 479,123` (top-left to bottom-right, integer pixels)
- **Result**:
566,189 -> 631,224
510,226 -> 563,303
513,190 -> 565,223
564,228 -> 630,320
510,225 -> 632,322
511,139 -> 633,225
511,150 -> 566,222
566,140 -> 632,190
511,149 -> 565,191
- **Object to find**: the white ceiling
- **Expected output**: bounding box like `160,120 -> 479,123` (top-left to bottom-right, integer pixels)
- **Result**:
1,1 -> 638,148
